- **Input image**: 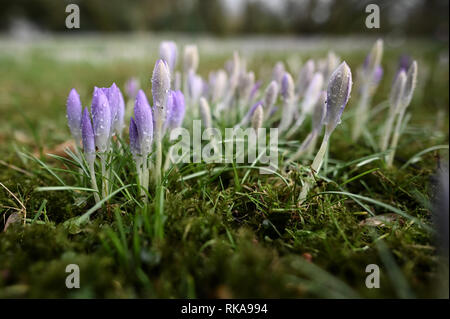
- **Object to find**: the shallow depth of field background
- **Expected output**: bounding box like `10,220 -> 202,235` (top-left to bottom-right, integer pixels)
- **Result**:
0,0 -> 448,298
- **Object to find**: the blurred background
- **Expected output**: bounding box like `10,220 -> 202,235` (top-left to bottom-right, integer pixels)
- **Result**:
0,0 -> 448,40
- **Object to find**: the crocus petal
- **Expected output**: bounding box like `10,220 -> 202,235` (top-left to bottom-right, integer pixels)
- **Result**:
67,88 -> 83,143
91,87 -> 111,153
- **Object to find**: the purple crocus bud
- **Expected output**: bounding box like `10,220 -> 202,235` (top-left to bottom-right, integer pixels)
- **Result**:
297,59 -> 315,97
129,117 -> 141,156
66,88 -> 83,144
249,80 -> 262,102
125,77 -> 140,99
133,90 -> 153,156
81,107 -> 95,160
101,83 -> 121,136
325,62 -> 353,136
364,39 -> 383,74
159,41 -> 178,73
167,90 -> 186,130
91,87 -> 111,153
115,89 -> 125,136
152,59 -> 171,119
372,65 -> 383,86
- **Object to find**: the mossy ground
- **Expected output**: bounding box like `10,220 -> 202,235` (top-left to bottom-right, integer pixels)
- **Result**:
0,36 -> 448,298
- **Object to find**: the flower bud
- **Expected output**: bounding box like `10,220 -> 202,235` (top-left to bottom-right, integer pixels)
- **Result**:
400,60 -> 417,112
209,70 -> 228,103
66,88 -> 83,145
199,97 -> 212,129
91,87 -> 111,153
159,41 -> 178,73
364,39 -> 383,75
281,72 -> 295,102
125,77 -> 140,99
312,91 -> 327,133
325,62 -> 353,135
263,81 -> 279,110
297,59 -> 315,97
272,61 -> 286,85
302,73 -> 324,115
129,117 -> 141,156
165,90 -> 186,131
389,70 -> 407,112
251,104 -> 264,131
183,45 -> 199,73
152,59 -> 171,125
81,107 -> 95,162
188,70 -> 203,104
238,71 -> 255,102
134,90 -> 154,156
101,83 -> 121,136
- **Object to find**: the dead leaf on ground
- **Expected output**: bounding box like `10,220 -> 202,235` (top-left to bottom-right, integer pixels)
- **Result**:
33,140 -> 76,158
3,212 -> 23,232
359,213 -> 402,227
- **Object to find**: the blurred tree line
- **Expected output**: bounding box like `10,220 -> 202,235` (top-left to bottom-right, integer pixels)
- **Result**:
0,0 -> 448,39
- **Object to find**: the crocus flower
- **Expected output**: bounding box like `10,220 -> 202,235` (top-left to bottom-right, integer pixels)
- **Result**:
91,87 -> 112,153
235,101 -> 263,129
115,89 -> 125,136
324,61 -> 353,136
312,91 -> 327,133
159,41 -> 178,73
152,59 -> 171,126
400,60 -> 418,113
81,107 -> 95,162
302,73 -> 324,115
199,97 -> 212,129
263,80 -> 279,119
125,77 -> 140,99
183,45 -> 199,73
168,91 -> 186,129
251,104 -> 264,131
209,70 -> 228,103
101,83 -> 122,137
279,72 -> 295,133
272,61 -> 286,85
66,88 -> 83,145
297,59 -> 315,97
129,117 -> 141,157
238,71 -> 255,103
249,80 -> 262,103
188,70 -> 203,104
134,90 -> 153,156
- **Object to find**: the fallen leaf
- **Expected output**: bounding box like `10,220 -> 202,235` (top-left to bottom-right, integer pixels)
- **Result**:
359,213 -> 402,227
4,212 -> 23,232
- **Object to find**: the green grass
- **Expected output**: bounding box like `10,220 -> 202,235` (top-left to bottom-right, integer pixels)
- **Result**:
0,36 -> 448,298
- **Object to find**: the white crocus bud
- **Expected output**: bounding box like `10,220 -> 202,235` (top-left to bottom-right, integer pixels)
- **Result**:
272,61 -> 286,85
183,45 -> 199,73
210,69 -> 228,103
199,97 -> 212,129
325,61 -> 353,137
251,104 -> 264,131
302,73 -> 324,115
263,80 -> 279,119
399,60 -> 418,113
297,59 -> 315,97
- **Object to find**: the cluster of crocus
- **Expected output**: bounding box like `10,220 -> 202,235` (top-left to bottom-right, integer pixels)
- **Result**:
352,39 -> 384,142
66,83 -> 125,203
